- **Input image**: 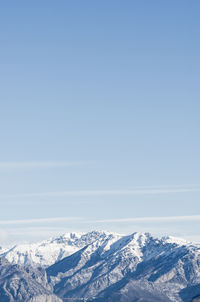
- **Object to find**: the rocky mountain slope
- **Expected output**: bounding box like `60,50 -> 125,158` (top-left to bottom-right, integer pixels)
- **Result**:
1,231 -> 200,302
0,257 -> 62,302
46,232 -> 200,302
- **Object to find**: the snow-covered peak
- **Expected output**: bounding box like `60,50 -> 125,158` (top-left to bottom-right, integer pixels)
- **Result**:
46,232 -> 200,302
1,230 -> 200,302
0,230 -> 121,267
1,230 -> 200,269
161,235 -> 189,246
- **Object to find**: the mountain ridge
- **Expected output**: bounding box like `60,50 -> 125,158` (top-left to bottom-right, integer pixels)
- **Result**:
0,230 -> 200,302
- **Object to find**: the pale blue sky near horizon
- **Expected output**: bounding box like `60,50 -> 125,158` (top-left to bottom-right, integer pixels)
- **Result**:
0,1 -> 200,244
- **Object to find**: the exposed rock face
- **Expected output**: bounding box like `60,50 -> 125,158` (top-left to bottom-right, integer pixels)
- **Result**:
29,295 -> 62,302
192,298 -> 200,302
46,232 -> 200,302
1,231 -> 200,302
0,258 -> 62,302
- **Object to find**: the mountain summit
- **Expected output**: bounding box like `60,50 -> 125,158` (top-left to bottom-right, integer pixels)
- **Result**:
0,231 -> 200,302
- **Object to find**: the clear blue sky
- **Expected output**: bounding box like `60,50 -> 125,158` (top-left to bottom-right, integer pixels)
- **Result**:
0,1 -> 200,244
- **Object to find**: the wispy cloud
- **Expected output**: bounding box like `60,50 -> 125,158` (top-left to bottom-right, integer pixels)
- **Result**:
92,215 -> 200,223
0,217 -> 83,225
0,161 -> 90,169
1,215 -> 200,245
1,215 -> 200,226
0,185 -> 199,200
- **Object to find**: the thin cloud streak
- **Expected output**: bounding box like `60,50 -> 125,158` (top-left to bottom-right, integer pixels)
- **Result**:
93,215 -> 200,223
1,215 -> 200,226
0,186 -> 200,200
0,217 -> 83,225
0,161 -> 90,169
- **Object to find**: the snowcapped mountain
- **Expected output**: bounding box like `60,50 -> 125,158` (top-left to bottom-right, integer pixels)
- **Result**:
46,232 -> 200,302
0,231 -> 121,267
1,230 -> 200,302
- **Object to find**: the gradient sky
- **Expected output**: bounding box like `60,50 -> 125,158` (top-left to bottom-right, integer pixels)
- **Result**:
0,1 -> 200,245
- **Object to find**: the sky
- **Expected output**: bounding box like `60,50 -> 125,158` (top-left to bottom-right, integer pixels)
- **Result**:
0,1 -> 200,245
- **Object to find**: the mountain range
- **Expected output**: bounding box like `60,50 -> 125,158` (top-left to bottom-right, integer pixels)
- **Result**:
0,230 -> 200,302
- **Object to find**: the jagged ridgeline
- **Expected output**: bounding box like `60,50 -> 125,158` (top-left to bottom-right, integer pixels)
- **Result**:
0,231 -> 200,302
